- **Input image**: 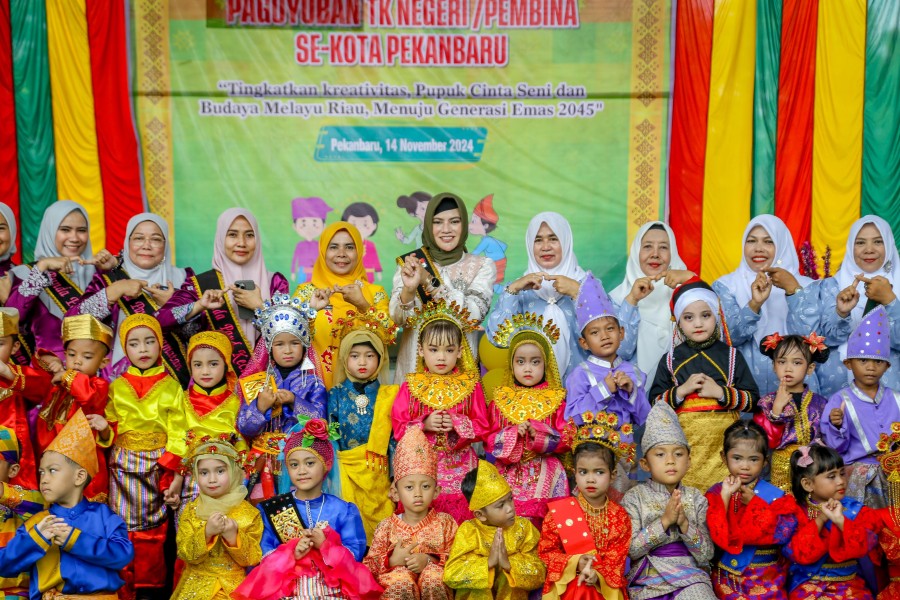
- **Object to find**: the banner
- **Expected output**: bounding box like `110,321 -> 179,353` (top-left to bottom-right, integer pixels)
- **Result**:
130,0 -> 672,288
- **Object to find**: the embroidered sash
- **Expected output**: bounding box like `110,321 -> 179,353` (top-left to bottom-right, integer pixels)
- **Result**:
788,498 -> 864,591
43,270 -> 84,315
103,267 -> 190,387
718,480 -> 784,575
395,247 -> 443,304
192,269 -> 253,375
260,493 -> 306,543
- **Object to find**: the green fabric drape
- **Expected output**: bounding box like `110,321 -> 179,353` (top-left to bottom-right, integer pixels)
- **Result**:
750,0 -> 781,216
11,0 -> 55,263
862,0 -> 900,227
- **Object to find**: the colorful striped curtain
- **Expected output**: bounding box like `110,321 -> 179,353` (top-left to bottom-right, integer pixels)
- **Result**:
668,0 -> 900,282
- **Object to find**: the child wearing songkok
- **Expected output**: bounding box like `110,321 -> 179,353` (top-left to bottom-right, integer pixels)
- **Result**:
783,445 -> 881,600
648,278 -> 759,491
0,426 -> 45,597
0,410 -> 134,600
443,460 -> 545,600
158,331 -> 246,511
239,294 -> 326,501
102,313 -> 184,597
328,307 -> 401,541
755,332 -> 830,491
486,313 -> 569,526
233,418 -> 381,600
621,401 -> 715,600
538,430 -> 632,600
565,272 -> 649,495
391,300 -> 490,523
874,423 -> 900,600
822,306 -> 900,508
33,314 -> 115,502
0,308 -> 51,489
172,432 -> 262,600
364,427 -> 457,600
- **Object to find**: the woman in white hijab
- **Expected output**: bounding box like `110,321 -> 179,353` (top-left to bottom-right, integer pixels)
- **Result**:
66,213 -> 194,384
713,215 -> 813,396
487,212 -> 640,376
610,221 -> 694,375
7,201 -> 118,360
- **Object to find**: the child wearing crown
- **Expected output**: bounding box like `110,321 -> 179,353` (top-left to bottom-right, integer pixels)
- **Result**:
238,294 -> 327,501
233,419 -> 382,600
328,307 -> 400,541
486,312 -> 569,526
565,273 -> 649,496
172,432 -> 262,600
391,300 -> 491,523
102,314 -> 184,597
877,424 -> 900,599
364,427 -> 458,600
0,410 -> 134,599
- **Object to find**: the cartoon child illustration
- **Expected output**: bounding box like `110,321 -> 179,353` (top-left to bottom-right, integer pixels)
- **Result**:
394,191 -> 431,247
469,194 -> 507,295
342,202 -> 382,283
291,197 -> 333,283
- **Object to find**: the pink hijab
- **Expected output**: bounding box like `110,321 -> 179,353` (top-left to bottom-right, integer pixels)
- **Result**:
212,208 -> 272,344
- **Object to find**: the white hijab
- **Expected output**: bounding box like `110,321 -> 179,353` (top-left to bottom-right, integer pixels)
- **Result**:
611,221 -> 686,374
524,212 -> 586,372
716,215 -> 811,345
0,202 -> 18,262
13,201 -> 95,319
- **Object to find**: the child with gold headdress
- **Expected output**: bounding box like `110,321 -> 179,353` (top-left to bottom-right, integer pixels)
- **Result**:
0,410 -> 134,599
487,312 -> 569,526
0,307 -> 52,489
239,294 -> 326,501
328,306 -> 400,541
172,431 -> 262,600
877,425 -> 900,600
31,314 -> 115,502
444,460 -> 545,600
391,299 -> 490,523
101,313 -> 184,598
364,427 -> 457,600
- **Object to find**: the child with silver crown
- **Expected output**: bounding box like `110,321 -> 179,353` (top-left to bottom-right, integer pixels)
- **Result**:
238,293 -> 327,502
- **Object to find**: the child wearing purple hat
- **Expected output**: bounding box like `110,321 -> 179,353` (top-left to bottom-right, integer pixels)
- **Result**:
564,272 -> 650,496
291,197 -> 333,283
822,305 -> 900,508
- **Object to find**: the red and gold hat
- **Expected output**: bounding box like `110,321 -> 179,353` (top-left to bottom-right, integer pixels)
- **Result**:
283,419 -> 340,472
393,427 -> 437,482
45,409 -> 98,477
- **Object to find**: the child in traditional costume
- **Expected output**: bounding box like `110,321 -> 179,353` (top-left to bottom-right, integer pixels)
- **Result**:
755,333 -> 830,491
874,423 -> 900,600
823,306 -> 900,508
621,401 -> 716,600
328,306 -> 400,541
486,312 -> 569,526
0,308 -> 51,489
0,426 -> 45,597
565,272 -> 649,495
364,427 -> 458,600
391,299 -> 490,523
172,432 -> 263,600
233,418 -> 381,600
539,429 -> 632,600
159,331 -> 246,511
102,313 -> 184,597
783,445 -> 881,600
0,410 -> 134,599
706,420 -> 798,600
444,460 -> 545,600
32,314 -> 115,502
649,278 -> 759,492
239,293 -> 326,501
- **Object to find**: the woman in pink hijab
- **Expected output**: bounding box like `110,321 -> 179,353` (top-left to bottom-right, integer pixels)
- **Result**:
156,208 -> 289,376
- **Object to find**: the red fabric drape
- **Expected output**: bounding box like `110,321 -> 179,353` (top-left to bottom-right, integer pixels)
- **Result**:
668,0 -> 715,274
86,0 -> 144,254
0,0 -> 21,263
774,0 -> 818,249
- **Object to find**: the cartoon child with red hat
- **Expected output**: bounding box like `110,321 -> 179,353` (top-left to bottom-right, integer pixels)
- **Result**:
469,194 -> 507,295
291,197 -> 333,284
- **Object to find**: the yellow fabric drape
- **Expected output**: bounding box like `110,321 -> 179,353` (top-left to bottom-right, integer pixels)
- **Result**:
46,0 -> 105,251
700,0 -> 756,282
812,0 -> 866,268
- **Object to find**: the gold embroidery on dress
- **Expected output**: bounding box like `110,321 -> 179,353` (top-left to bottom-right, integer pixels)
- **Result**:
492,386 -> 565,424
406,371 -> 476,410
39,391 -> 74,429
272,507 -> 305,543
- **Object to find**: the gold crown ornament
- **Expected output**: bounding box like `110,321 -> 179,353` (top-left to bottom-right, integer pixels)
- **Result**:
879,422 -> 900,525
182,430 -> 246,472
409,299 -> 480,375
0,307 -> 19,337
331,306 -> 399,348
62,314 -> 114,350
491,312 -> 563,390
567,411 -> 636,464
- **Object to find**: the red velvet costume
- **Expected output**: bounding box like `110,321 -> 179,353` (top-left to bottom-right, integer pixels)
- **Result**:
0,364 -> 52,488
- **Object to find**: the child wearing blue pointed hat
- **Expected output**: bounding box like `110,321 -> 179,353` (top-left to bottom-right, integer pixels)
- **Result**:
565,272 -> 650,495
822,305 -> 900,508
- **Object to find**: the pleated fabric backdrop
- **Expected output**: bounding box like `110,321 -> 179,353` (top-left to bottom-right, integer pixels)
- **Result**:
0,0 -> 144,263
668,0 -> 900,282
